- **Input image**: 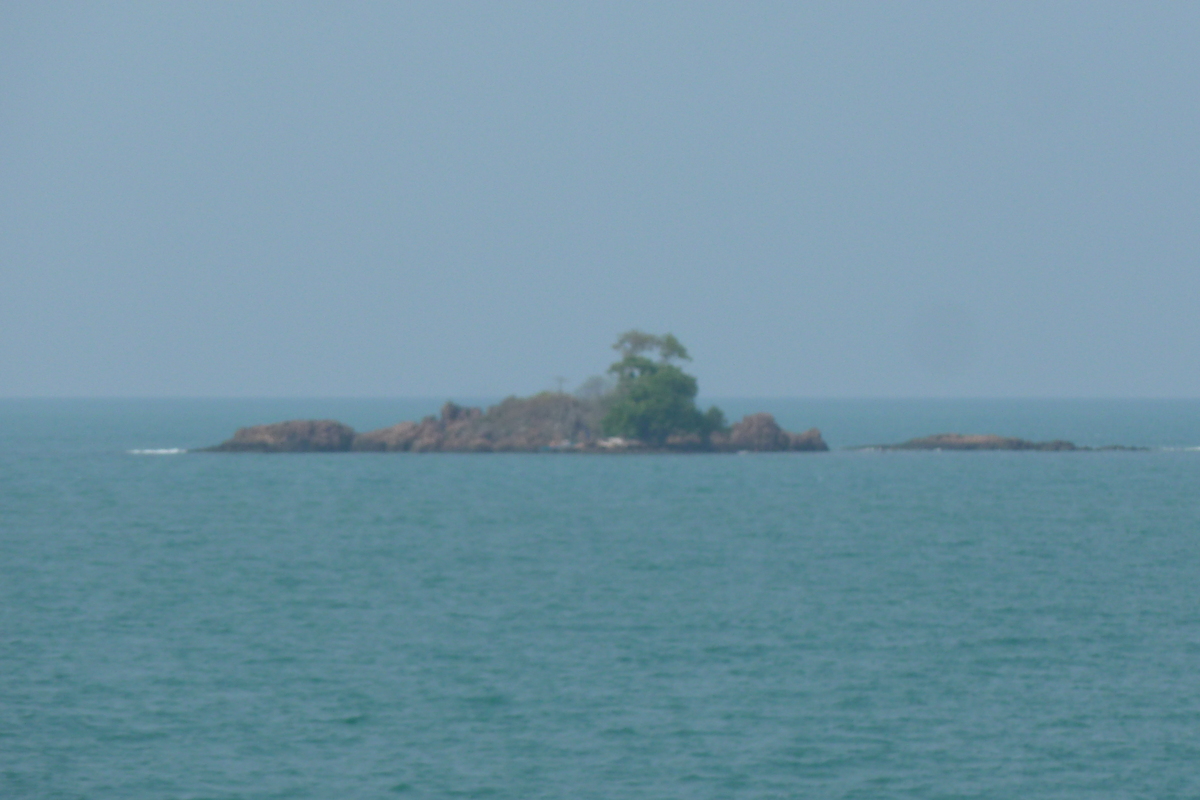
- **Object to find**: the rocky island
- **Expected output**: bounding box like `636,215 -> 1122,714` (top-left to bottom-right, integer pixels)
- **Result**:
205,332 -> 829,454
207,399 -> 827,453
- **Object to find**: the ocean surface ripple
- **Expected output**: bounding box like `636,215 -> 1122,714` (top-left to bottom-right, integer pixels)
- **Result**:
3,400 -> 1199,799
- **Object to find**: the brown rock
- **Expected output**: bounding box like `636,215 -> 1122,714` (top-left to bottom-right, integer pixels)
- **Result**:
351,393 -> 601,453
787,427 -> 829,451
713,413 -> 828,452
207,419 -> 356,452
439,401 -> 481,424
879,433 -> 1078,451
351,421 -> 421,452
467,393 -> 597,451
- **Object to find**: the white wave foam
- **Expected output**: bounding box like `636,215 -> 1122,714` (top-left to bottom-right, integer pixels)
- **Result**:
128,448 -> 186,455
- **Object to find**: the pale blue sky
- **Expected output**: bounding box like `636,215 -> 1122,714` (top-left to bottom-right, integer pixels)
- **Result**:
3,2 -> 1198,397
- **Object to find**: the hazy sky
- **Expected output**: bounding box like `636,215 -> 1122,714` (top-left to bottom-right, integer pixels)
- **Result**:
3,3 -> 1198,397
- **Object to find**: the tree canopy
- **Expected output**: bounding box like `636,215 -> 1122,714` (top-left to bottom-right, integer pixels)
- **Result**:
600,330 -> 726,445
611,330 -> 690,362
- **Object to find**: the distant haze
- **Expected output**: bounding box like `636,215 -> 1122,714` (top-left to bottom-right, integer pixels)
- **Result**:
2,3 -> 1198,398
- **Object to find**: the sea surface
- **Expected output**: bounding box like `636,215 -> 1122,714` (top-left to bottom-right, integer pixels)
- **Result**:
3,399 -> 1199,799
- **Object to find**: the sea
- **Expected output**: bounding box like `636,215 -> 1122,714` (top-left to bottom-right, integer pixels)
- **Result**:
3,398 -> 1199,799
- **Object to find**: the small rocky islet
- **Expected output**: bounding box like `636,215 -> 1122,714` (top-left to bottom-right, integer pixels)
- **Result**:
205,397 -> 829,454
206,331 -> 830,454
202,331 -> 1143,454
855,433 -> 1145,452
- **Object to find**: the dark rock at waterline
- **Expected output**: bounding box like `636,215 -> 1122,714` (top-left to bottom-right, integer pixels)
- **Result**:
862,433 -> 1146,452
710,413 -> 829,452
205,419 -> 357,452
889,433 -> 1076,451
352,396 -> 599,452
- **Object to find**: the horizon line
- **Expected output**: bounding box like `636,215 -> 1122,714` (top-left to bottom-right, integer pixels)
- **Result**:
2,395 -> 1199,402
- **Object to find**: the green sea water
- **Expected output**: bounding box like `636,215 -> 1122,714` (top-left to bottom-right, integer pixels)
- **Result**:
3,399 -> 1199,798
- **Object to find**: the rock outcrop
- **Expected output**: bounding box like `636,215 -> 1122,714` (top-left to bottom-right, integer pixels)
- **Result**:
352,396 -> 599,452
710,412 -> 829,452
864,433 -> 1145,452
205,419 -> 357,452
871,433 -> 1078,451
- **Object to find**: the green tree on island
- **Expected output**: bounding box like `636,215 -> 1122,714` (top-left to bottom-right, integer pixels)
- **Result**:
600,330 -> 726,445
